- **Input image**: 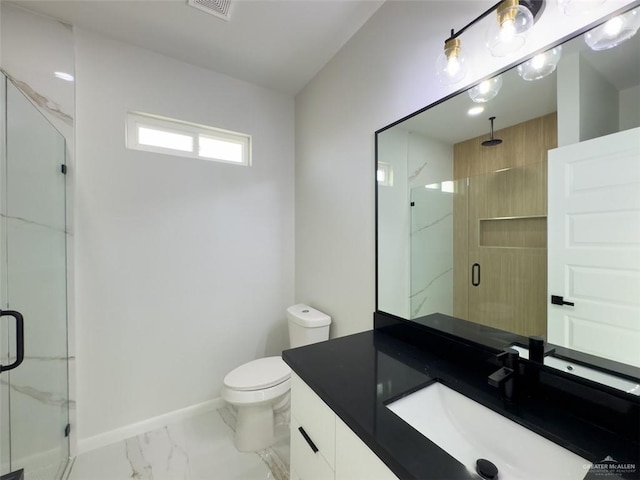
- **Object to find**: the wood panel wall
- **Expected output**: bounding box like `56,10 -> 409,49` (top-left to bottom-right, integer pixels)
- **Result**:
453,113 -> 557,337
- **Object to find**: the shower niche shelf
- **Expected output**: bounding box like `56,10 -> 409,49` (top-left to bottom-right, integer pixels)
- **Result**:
479,216 -> 547,248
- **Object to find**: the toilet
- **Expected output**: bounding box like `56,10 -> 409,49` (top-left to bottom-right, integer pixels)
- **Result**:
221,304 -> 331,452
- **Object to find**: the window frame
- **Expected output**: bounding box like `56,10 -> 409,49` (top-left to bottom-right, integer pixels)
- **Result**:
126,112 -> 251,166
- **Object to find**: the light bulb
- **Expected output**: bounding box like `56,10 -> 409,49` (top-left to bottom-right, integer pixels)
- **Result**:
468,75 -> 503,103
530,54 -> 546,70
447,56 -> 461,77
603,16 -> 625,37
517,46 -> 563,81
435,37 -> 467,85
584,8 -> 640,51
486,0 -> 534,57
500,19 -> 517,43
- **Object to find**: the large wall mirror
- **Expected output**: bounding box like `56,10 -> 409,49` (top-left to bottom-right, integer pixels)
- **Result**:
376,5 -> 640,371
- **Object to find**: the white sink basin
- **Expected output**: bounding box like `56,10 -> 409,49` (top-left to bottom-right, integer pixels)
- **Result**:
387,382 -> 590,480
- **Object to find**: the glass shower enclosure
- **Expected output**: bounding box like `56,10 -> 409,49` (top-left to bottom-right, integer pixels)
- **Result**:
0,74 -> 70,479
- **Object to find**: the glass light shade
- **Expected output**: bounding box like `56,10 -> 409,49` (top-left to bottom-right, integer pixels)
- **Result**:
584,8 -> 640,51
435,38 -> 467,85
486,1 -> 534,57
557,0 -> 606,16
468,75 -> 503,103
517,46 -> 563,81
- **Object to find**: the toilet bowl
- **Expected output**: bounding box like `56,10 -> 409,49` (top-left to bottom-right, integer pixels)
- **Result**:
222,304 -> 331,452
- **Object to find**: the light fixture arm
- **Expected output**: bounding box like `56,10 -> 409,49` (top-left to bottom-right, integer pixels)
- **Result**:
446,1 -> 504,42
444,0 -> 545,43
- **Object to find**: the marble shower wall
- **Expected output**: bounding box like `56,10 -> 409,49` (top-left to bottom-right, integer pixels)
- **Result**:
407,132 -> 454,319
1,2 -> 76,472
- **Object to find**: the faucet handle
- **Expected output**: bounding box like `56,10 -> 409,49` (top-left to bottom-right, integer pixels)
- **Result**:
496,347 -> 519,369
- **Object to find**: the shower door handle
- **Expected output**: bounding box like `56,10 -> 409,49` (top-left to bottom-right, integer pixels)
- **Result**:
471,263 -> 481,287
0,309 -> 25,373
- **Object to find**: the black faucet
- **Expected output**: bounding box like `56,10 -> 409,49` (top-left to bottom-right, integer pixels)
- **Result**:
488,347 -> 519,404
528,335 -> 555,363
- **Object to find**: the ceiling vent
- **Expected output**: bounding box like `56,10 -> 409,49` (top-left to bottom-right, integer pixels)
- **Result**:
187,0 -> 232,21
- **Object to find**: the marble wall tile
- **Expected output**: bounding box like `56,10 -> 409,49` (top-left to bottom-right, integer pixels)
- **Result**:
1,5 -> 74,140
407,132 -> 454,319
410,188 -> 453,318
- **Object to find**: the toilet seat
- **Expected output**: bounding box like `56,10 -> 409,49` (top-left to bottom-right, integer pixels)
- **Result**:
224,356 -> 291,391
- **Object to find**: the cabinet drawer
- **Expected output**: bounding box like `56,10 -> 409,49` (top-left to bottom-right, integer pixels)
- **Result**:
291,372 -> 336,468
291,415 -> 335,480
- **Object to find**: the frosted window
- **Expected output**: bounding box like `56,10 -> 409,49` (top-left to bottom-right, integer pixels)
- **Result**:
126,112 -> 251,166
138,127 -> 193,152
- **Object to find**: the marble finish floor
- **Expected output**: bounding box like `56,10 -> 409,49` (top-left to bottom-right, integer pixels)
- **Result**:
67,408 -> 289,480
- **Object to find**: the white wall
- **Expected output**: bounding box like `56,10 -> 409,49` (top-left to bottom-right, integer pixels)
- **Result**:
294,0 -> 635,337
620,84 -> 640,130
74,28 -> 294,445
580,57 -> 619,141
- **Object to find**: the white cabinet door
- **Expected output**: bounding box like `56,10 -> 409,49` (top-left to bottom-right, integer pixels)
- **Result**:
291,373 -> 336,468
548,127 -> 640,367
290,373 -> 336,479
335,417 -> 399,480
291,415 -> 335,480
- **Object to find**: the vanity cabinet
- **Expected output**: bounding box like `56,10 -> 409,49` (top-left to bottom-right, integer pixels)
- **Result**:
290,372 -> 399,480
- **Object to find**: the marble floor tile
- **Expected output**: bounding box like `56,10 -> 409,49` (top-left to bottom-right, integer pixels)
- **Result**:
67,409 -> 283,480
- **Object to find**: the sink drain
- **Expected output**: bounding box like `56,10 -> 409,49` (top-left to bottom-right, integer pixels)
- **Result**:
476,458 -> 499,479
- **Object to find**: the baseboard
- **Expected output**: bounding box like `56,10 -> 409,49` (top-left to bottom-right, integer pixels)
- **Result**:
77,397 -> 225,455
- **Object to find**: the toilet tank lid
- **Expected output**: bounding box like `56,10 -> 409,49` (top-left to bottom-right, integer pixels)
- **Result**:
224,356 -> 291,391
287,304 -> 331,327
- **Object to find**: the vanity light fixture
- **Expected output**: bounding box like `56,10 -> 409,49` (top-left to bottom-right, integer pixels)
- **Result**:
468,75 -> 503,103
584,7 -> 640,51
517,45 -> 562,80
436,1 -> 544,84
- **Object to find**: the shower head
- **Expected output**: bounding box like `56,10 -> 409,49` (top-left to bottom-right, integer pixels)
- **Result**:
482,138 -> 503,146
482,116 -> 503,147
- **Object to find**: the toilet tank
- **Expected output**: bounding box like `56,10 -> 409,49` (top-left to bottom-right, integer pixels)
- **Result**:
287,304 -> 331,348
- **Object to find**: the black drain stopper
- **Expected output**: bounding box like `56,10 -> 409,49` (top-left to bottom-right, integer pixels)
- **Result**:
476,458 -> 499,479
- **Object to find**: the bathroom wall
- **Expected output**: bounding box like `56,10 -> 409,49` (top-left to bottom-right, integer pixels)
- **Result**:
294,0 -> 636,337
74,28 -> 294,448
620,85 -> 640,129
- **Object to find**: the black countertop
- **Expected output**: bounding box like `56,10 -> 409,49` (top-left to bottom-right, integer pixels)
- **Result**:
282,321 -> 640,480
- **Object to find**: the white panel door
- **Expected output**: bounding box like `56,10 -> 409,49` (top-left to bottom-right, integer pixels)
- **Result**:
548,127 -> 640,367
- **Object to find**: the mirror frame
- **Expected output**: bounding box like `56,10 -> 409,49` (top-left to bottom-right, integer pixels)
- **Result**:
374,3 -> 640,384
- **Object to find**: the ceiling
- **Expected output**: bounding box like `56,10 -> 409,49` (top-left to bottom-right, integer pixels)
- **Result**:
8,0 -> 385,95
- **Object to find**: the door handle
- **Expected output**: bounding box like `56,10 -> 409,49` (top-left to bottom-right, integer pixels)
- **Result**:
471,263 -> 481,287
0,309 -> 25,373
551,295 -> 575,307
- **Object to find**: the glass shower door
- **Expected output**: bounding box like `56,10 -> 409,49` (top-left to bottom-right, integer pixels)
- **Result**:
1,76 -> 69,479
